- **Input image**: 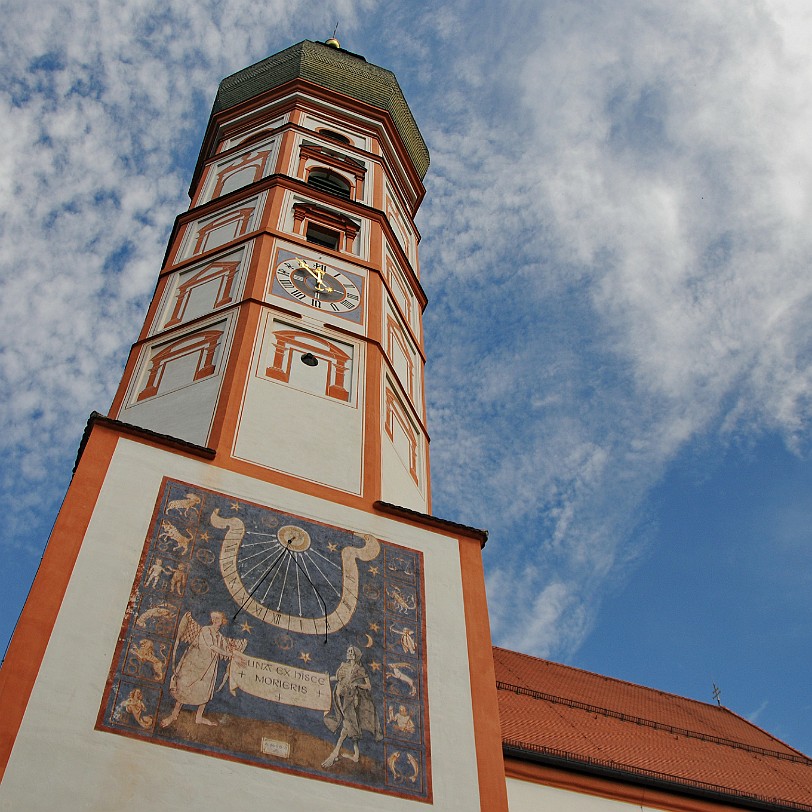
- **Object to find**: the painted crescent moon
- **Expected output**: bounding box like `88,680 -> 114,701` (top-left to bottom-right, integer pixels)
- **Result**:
360,633 -> 374,648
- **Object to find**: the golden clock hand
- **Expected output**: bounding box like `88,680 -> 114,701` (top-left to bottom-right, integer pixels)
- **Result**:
296,259 -> 335,293
297,257 -> 324,284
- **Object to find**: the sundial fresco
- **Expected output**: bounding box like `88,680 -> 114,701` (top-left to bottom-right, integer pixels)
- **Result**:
98,479 -> 430,801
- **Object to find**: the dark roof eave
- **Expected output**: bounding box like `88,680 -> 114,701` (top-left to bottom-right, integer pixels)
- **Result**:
373,500 -> 488,547
73,412 -> 215,474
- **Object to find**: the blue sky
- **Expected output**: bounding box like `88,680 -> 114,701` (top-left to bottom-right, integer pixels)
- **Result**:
2,0 -> 812,756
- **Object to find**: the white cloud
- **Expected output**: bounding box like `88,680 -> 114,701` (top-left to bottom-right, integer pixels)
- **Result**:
3,0 -> 812,673
404,1 -> 812,656
0,0 -> 378,552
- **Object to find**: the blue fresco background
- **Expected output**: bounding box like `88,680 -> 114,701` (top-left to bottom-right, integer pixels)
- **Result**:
98,479 -> 428,799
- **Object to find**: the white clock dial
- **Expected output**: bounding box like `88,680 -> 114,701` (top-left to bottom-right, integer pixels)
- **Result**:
275,256 -> 362,314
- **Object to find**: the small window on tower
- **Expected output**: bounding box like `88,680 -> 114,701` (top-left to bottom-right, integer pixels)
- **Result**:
306,224 -> 340,250
307,169 -> 351,199
318,128 -> 351,145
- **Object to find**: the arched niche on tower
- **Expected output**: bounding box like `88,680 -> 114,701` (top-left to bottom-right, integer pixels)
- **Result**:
263,328 -> 353,403
384,183 -> 415,262
152,245 -> 251,334
383,382 -> 423,489
385,251 -> 420,337
118,315 -> 236,447
215,113 -> 287,154
195,137 -> 280,206
173,195 -> 264,264
384,305 -> 421,411
136,329 -> 224,402
232,312 -> 364,493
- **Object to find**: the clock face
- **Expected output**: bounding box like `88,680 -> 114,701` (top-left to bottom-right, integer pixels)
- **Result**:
274,254 -> 363,316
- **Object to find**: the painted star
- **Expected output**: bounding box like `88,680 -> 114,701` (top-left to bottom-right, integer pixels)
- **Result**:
198,531 -> 210,542
368,565 -> 379,576
240,621 -> 253,634
369,661 -> 381,672
230,501 -> 241,511
299,652 -> 312,664
369,622 -> 380,633
327,542 -> 338,553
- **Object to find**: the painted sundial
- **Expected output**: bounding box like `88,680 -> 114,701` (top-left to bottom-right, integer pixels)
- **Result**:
214,509 -> 380,635
98,479 -> 430,801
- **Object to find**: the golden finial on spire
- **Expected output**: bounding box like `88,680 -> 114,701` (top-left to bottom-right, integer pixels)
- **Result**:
325,22 -> 340,49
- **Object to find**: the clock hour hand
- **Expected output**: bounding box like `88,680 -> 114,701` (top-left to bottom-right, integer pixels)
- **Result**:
296,258 -> 333,293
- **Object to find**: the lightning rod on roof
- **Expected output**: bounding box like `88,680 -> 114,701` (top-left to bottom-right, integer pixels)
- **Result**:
712,682 -> 722,706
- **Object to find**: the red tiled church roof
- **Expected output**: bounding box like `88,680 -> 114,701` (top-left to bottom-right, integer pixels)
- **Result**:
494,647 -> 812,810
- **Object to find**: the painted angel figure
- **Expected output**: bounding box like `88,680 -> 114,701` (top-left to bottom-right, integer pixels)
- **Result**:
160,610 -> 247,728
321,645 -> 383,768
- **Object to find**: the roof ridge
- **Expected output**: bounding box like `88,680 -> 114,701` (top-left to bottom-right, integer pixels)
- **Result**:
496,679 -> 812,765
494,646 -> 749,716
719,702 -> 812,762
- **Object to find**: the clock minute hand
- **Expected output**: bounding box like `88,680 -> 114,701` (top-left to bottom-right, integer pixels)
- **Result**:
297,258 -> 324,283
296,258 -> 333,293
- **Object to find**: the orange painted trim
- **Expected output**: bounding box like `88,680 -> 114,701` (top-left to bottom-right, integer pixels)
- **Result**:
262,179 -> 287,238
243,234 -> 274,306
368,203 -> 383,266
108,340 -> 144,418
207,299 -> 262,452
161,172 -> 428,308
363,278 -> 384,503
0,426 -> 119,781
380,268 -> 426,360
423,431 -> 433,515
458,538 -> 510,811
212,452 -> 376,511
275,124 -> 298,179
503,758 -> 748,812
135,274 -> 168,343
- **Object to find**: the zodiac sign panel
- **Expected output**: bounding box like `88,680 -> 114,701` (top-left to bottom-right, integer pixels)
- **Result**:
97,479 -> 430,802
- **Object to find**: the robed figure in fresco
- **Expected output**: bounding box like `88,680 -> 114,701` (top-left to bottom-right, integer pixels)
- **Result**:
161,610 -> 246,727
322,645 -> 383,767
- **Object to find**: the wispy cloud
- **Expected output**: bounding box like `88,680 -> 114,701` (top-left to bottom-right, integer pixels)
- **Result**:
2,0 -> 811,685
0,0 -> 373,551
398,1 -> 812,656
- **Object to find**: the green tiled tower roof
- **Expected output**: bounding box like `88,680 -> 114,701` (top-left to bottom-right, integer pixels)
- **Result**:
213,40 -> 429,179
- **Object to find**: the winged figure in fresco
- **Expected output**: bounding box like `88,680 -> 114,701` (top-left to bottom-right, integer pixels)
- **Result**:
160,610 -> 247,728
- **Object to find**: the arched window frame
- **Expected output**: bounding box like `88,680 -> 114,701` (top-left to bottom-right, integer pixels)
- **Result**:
305,167 -> 353,200
316,127 -> 353,145
297,144 -> 366,201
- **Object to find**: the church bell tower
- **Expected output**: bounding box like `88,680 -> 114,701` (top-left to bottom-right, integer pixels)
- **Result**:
0,40 -> 507,811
